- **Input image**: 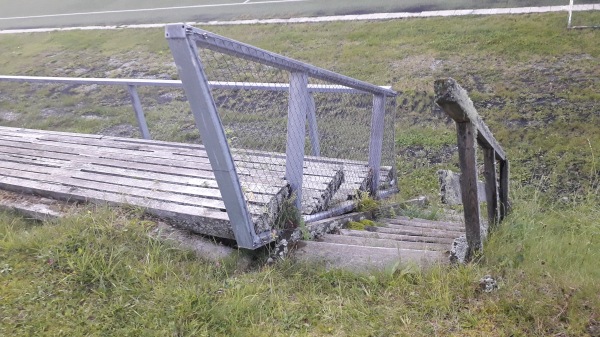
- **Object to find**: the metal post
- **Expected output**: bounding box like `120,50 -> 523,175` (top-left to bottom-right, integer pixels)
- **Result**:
306,93 -> 320,157
368,94 -> 386,197
126,85 -> 151,140
568,0 -> 574,28
286,72 -> 309,210
165,24 -> 259,249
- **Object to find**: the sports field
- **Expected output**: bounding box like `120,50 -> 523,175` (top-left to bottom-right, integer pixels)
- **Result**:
1,0 -> 598,30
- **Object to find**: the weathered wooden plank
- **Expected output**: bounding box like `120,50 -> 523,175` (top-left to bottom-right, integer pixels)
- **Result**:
0,128 -> 379,185
455,122 -> 482,256
483,148 -> 499,227
0,159 -> 282,205
2,127 -> 387,170
0,126 -> 389,241
33,134 -> 344,178
0,152 -> 284,196
0,167 -> 279,224
0,141 -> 294,187
0,135 -> 342,218
3,125 -> 360,183
0,173 -> 238,239
0,142 -> 221,180
0,166 -> 231,211
0,141 -> 333,200
301,169 -> 344,215
434,78 -> 506,161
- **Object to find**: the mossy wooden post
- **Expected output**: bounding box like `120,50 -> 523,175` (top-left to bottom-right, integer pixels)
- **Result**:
499,159 -> 510,221
435,78 -> 509,259
455,122 -> 482,254
483,147 -> 499,226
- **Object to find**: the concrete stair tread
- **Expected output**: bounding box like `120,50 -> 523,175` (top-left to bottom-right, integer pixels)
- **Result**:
319,233 -> 449,251
384,216 -> 464,231
376,225 -> 463,239
293,240 -> 445,271
340,228 -> 455,244
365,226 -> 459,240
384,223 -> 464,236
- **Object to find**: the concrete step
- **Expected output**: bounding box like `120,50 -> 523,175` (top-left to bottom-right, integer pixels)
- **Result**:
293,240 -> 445,271
319,234 -> 449,251
366,226 -> 459,241
340,228 -> 455,244
382,224 -> 464,238
340,228 -> 454,244
383,217 -> 465,231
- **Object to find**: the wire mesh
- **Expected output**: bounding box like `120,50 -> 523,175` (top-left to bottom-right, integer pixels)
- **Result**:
194,38 -> 397,228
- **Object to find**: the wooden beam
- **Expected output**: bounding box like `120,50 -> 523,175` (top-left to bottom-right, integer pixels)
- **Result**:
434,78 -> 506,161
483,148 -> 499,227
456,122 -> 482,257
499,159 -> 510,222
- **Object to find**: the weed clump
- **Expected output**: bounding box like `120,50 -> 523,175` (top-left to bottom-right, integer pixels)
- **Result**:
346,219 -> 377,230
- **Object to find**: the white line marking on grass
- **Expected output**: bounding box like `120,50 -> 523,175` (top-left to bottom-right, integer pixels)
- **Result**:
0,0 -> 305,21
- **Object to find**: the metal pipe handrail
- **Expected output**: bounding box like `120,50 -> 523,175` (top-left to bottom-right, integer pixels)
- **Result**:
166,24 -> 397,97
0,75 -> 392,94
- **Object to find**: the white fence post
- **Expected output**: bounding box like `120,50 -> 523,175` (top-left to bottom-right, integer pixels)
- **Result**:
568,0 -> 574,28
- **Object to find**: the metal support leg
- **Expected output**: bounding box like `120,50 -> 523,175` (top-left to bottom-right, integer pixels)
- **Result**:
165,24 -> 259,249
306,93 -> 320,157
126,85 -> 151,140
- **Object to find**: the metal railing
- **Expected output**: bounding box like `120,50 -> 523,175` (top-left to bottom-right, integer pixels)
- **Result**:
435,78 -> 509,260
0,74 -> 389,144
0,25 -> 398,249
165,24 -> 397,248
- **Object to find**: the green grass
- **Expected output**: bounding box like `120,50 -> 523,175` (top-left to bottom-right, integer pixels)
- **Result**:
1,11 -> 600,335
2,11 -> 598,199
1,190 -> 599,335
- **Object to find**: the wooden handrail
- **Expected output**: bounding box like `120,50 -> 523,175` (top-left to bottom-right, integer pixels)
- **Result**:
435,78 -> 506,160
434,78 -> 510,260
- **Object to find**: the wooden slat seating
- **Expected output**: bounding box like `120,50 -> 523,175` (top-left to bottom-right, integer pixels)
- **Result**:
0,126 -> 394,239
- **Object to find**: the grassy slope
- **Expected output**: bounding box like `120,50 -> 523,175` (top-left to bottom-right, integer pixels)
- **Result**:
1,12 -> 600,336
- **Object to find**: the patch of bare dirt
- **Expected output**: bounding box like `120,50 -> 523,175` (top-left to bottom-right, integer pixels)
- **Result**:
0,110 -> 20,121
100,124 -> 137,137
